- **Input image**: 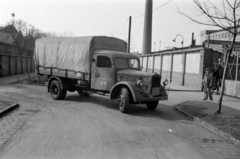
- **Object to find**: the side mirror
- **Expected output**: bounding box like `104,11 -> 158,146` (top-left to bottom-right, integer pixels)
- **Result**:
91,58 -> 95,62
163,79 -> 168,87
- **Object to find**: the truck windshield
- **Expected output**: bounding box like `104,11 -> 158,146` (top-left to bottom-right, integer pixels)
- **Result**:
114,58 -> 139,69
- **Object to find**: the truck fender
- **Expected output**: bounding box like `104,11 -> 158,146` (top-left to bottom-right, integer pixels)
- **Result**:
109,82 -> 137,102
47,76 -> 63,92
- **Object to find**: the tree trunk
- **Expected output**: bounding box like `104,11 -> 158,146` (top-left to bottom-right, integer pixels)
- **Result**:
216,51 -> 229,114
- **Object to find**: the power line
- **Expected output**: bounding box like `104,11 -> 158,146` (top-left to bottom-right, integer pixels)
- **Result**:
153,0 -> 172,11
133,0 -> 173,20
118,19 -> 128,37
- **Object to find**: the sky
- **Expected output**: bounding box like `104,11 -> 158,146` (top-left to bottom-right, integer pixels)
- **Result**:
0,0 -> 219,53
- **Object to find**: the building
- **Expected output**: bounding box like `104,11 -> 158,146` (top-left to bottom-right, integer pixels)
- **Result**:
200,26 -> 240,44
140,45 -> 222,91
200,27 -> 240,98
140,27 -> 240,98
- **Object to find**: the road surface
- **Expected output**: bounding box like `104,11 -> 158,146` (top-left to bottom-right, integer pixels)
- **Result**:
0,84 -> 239,159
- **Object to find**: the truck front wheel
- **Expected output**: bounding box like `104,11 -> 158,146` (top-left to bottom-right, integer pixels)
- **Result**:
118,87 -> 130,113
50,80 -> 67,100
146,101 -> 159,111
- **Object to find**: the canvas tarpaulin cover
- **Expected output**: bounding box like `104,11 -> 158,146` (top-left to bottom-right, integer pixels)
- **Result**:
34,36 -> 127,74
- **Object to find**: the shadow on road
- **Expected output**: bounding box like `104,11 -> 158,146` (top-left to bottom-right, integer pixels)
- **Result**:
64,94 -> 187,121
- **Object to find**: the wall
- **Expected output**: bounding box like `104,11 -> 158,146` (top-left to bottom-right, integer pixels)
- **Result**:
225,80 -> 240,98
184,51 -> 203,89
0,53 -> 35,77
140,46 -> 222,90
200,28 -> 240,44
0,41 -> 35,77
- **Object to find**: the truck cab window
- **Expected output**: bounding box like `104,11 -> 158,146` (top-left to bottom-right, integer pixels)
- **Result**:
97,56 -> 112,68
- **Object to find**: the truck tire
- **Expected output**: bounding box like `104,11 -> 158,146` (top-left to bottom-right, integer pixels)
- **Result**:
50,80 -> 67,100
146,101 -> 159,111
118,87 -> 129,113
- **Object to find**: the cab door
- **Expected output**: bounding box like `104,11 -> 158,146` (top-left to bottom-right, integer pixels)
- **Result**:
91,54 -> 115,91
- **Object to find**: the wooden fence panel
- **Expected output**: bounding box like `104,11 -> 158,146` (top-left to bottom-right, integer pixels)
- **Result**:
17,56 -> 21,74
0,53 -> 34,77
10,56 -> 16,75
2,56 -> 9,77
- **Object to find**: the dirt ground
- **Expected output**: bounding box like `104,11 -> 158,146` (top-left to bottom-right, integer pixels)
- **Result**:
176,101 -> 240,141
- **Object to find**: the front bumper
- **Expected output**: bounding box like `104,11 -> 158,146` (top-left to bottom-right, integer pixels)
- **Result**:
135,95 -> 168,102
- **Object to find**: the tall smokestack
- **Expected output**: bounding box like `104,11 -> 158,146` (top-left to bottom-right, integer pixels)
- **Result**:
142,0 -> 153,55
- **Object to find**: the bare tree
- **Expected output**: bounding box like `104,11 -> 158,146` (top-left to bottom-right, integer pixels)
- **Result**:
4,19 -> 36,55
177,0 -> 240,114
58,31 -> 75,37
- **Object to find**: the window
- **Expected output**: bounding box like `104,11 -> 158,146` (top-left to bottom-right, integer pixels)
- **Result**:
114,58 -> 128,69
142,57 -> 147,70
97,56 -> 112,68
148,56 -> 154,69
225,32 -> 228,38
114,58 -> 140,69
128,59 -> 139,69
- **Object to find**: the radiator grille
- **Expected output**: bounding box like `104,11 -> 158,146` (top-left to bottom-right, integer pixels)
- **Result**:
152,76 -> 160,87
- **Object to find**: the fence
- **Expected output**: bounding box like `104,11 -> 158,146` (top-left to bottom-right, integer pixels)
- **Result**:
0,53 -> 35,77
139,46 -> 222,90
140,47 -> 240,98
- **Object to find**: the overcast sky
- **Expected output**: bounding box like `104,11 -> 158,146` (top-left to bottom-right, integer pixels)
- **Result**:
0,0 -> 219,53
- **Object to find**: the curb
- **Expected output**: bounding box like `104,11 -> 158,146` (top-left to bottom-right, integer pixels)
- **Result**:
0,102 -> 19,116
175,106 -> 240,148
10,75 -> 38,84
167,89 -> 201,92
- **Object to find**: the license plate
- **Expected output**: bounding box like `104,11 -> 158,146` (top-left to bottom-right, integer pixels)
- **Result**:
152,87 -> 160,96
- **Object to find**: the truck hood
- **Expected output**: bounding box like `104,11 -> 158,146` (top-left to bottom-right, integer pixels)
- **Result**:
117,69 -> 152,77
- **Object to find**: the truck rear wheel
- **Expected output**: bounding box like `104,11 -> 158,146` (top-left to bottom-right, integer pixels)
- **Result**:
146,101 -> 159,111
50,80 -> 67,100
118,87 -> 129,113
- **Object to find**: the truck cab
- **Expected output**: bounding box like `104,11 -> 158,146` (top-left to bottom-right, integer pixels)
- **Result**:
90,50 -> 168,113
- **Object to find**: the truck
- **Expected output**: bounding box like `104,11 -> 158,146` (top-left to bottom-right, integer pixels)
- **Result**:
35,36 -> 168,113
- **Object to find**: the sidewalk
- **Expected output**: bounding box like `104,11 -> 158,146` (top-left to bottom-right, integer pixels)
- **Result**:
168,82 -> 240,110
0,72 -> 37,116
0,72 -> 38,84
167,82 -> 201,92
168,82 -> 240,147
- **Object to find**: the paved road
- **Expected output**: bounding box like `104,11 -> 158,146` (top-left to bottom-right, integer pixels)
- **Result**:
0,84 -> 239,159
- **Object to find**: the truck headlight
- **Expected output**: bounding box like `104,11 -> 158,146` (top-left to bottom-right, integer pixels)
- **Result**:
163,79 -> 168,86
136,80 -> 143,87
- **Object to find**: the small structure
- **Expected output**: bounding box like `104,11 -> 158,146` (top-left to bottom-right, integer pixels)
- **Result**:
203,40 -> 240,98
139,45 -> 222,91
140,27 -> 240,98
201,27 -> 240,98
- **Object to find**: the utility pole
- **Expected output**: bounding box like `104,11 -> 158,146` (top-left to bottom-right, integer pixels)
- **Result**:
142,0 -> 153,55
127,16 -> 132,53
